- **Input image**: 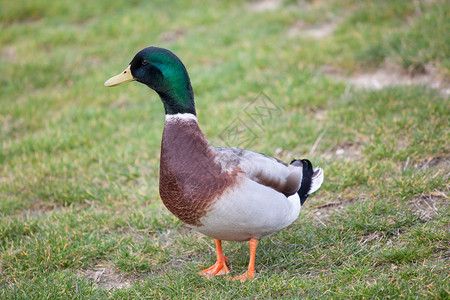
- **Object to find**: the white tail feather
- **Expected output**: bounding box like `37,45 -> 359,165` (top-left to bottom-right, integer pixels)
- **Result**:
308,167 -> 324,195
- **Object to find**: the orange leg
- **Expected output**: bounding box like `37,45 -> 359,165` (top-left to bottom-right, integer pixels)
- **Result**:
233,238 -> 258,282
199,239 -> 230,277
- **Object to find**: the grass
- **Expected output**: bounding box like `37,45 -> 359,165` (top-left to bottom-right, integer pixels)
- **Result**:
1,0 -> 449,298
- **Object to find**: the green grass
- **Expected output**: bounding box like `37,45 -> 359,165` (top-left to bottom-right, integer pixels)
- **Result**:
1,0 -> 449,298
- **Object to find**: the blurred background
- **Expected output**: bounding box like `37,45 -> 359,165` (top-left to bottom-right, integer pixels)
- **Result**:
1,0 -> 449,298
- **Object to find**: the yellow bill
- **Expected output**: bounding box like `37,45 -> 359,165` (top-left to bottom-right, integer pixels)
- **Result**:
104,65 -> 136,87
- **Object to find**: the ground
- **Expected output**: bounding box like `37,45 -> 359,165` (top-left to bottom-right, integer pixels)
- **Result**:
0,0 -> 449,298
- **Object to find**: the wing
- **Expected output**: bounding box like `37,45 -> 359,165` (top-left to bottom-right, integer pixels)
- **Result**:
213,147 -> 303,196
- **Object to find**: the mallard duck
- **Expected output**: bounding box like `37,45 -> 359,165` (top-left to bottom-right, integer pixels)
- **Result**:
105,47 -> 324,282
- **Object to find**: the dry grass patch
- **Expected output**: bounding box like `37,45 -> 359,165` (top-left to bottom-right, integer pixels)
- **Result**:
81,263 -> 138,290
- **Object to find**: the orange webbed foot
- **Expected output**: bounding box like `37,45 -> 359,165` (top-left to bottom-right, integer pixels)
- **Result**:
199,239 -> 230,278
200,238 -> 258,282
230,238 -> 258,282
199,257 -> 230,277
231,270 -> 255,282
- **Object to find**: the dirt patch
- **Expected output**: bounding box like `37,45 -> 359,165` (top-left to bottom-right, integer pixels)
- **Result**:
288,20 -> 339,39
158,28 -> 186,44
82,264 -> 139,290
359,232 -> 384,245
403,156 -> 450,175
420,156 -> 450,170
346,70 -> 448,94
313,109 -> 328,121
326,63 -> 450,96
248,0 -> 281,12
1,46 -> 17,61
309,194 -> 361,225
314,201 -> 345,210
323,142 -> 363,161
18,200 -> 60,219
408,191 -> 448,221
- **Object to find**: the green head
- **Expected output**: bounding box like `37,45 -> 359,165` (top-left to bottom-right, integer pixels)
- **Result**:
105,47 -> 196,115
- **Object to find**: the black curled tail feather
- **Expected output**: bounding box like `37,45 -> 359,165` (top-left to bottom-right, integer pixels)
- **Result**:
291,159 -> 316,205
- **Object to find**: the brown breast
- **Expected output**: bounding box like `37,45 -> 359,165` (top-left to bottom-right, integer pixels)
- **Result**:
159,118 -> 239,226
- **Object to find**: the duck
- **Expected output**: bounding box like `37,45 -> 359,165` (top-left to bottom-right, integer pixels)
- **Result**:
104,47 -> 324,282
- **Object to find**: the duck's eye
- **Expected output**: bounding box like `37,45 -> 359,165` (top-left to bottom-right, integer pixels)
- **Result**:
142,60 -> 149,66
